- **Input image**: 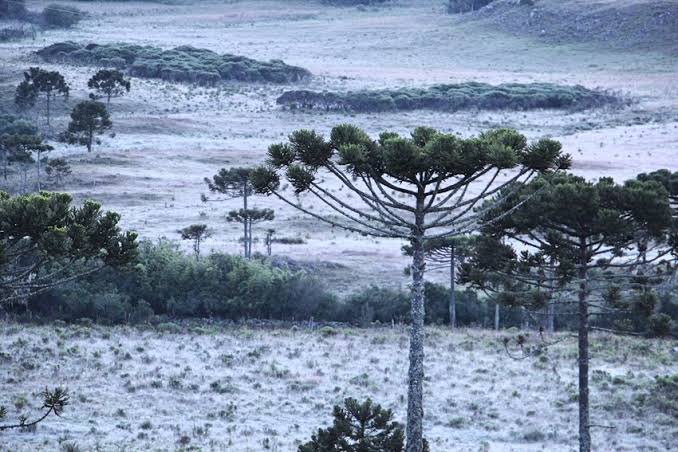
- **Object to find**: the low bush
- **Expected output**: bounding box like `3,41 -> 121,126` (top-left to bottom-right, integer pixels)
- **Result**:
37,41 -> 311,85
447,0 -> 495,14
277,82 -> 624,113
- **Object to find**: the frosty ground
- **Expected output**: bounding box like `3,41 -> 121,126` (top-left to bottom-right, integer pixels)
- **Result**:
0,323 -> 676,451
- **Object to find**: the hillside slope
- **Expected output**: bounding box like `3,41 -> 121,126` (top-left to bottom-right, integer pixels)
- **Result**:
460,0 -> 678,55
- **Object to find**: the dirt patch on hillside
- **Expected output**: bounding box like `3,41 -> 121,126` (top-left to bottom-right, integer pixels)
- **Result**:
463,0 -> 678,55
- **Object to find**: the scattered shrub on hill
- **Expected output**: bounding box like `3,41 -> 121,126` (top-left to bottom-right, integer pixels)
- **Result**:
37,42 -> 311,85
42,4 -> 82,28
277,82 -> 623,113
448,0 -> 495,14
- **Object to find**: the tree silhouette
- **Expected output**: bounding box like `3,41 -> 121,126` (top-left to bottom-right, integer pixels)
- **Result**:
178,224 -> 211,259
227,207 -> 274,257
88,69 -> 131,106
204,167 -> 255,258
471,173 -> 674,452
250,124 -> 569,451
15,67 -> 70,127
264,228 -> 275,256
63,100 -> 112,152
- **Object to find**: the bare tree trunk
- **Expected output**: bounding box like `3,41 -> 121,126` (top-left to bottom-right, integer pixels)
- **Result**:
547,299 -> 555,333
449,244 -> 456,328
36,149 -> 41,192
87,127 -> 93,153
247,217 -> 253,257
577,247 -> 591,452
243,188 -> 249,258
46,93 -> 51,128
406,209 -> 425,452
494,303 -> 500,331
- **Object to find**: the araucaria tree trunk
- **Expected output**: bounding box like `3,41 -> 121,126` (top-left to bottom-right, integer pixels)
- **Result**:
243,188 -> 249,258
449,244 -> 456,328
407,220 -> 426,452
577,250 -> 591,452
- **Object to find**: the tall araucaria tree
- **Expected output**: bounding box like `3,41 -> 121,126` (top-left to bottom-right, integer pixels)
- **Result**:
204,167 -> 256,259
471,173 -> 675,452
249,124 -> 570,451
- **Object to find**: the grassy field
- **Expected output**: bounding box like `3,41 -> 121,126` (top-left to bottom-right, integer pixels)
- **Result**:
0,322 -> 676,451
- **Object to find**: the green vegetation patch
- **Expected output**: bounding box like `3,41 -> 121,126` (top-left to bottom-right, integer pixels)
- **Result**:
277,82 -> 623,113
36,41 -> 311,85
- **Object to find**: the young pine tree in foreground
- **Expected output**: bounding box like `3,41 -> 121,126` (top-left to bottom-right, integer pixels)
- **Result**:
250,124 -> 569,451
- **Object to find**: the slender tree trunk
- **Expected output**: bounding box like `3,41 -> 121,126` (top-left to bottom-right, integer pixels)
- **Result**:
494,303 -> 500,331
406,208 -> 426,452
36,149 -> 41,191
87,127 -> 93,152
46,93 -> 51,127
242,188 -> 249,258
247,218 -> 253,257
577,245 -> 591,452
547,299 -> 555,333
1,147 -> 7,181
449,245 -> 456,328
107,92 -> 111,106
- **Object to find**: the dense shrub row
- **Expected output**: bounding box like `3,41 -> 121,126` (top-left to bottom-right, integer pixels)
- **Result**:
7,240 -> 512,327
277,82 -> 623,113
7,240 -> 676,332
37,41 -> 311,85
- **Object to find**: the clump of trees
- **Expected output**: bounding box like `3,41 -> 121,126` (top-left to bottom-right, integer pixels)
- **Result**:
277,82 -> 623,113
250,124 -> 569,451
37,41 -> 312,85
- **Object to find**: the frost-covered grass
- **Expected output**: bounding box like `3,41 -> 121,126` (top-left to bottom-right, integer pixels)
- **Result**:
0,322 -> 675,451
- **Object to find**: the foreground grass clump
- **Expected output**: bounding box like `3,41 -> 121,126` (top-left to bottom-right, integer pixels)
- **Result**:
277,82 -> 623,112
37,42 -> 311,85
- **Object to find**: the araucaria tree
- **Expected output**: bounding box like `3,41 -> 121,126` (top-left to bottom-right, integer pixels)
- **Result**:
64,100 -> 112,152
204,167 -> 256,259
178,224 -> 211,259
88,69 -> 131,106
15,67 -> 70,127
250,124 -> 569,450
0,191 -> 138,303
0,121 -> 52,190
227,207 -> 274,257
475,173 -> 674,452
